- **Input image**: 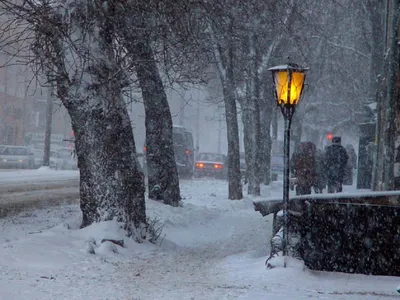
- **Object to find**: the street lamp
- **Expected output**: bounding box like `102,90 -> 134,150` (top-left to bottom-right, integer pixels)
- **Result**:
268,63 -> 308,267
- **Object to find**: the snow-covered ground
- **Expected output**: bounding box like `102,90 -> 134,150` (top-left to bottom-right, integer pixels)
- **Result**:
0,177 -> 399,299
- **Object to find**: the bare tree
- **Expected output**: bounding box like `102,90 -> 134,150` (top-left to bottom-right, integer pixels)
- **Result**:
0,0 -> 147,239
115,2 -> 180,205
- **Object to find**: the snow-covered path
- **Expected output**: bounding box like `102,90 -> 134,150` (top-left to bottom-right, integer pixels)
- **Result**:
116,192 -> 270,300
1,178 -> 399,299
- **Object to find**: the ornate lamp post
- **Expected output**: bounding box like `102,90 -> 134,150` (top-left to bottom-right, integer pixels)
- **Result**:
268,63 -> 308,267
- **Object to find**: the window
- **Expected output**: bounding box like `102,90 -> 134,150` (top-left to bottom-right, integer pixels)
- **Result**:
184,132 -> 194,149
173,133 -> 185,147
198,153 -> 225,162
3,147 -> 29,156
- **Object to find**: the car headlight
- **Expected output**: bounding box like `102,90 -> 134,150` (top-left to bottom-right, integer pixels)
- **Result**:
19,159 -> 24,163
2,159 -> 6,162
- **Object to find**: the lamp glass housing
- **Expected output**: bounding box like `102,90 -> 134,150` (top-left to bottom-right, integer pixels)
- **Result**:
269,64 -> 308,106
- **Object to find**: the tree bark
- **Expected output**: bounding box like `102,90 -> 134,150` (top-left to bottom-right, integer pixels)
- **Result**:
243,78 -> 261,196
373,0 -> 400,190
249,33 -> 262,195
74,104 -> 146,236
383,0 -> 400,190
223,42 -> 243,200
134,39 -> 181,206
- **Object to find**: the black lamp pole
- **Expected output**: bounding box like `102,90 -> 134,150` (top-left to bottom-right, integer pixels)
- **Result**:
281,105 -> 295,267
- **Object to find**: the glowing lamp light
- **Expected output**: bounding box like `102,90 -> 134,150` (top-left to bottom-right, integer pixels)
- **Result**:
327,133 -> 333,141
269,64 -> 308,107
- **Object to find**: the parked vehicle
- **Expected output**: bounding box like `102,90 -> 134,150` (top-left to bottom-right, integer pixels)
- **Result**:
31,148 -> 64,169
0,145 -> 35,169
173,126 -> 195,178
194,152 -> 227,179
55,148 -> 78,170
50,150 -> 59,169
31,149 -> 44,168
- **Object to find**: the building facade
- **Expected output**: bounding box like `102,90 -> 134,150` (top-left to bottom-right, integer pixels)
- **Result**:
0,57 -> 72,149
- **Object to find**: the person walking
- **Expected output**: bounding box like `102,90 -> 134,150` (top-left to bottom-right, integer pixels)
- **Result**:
324,136 -> 349,193
291,141 -> 317,195
314,148 -> 327,193
343,144 -> 357,185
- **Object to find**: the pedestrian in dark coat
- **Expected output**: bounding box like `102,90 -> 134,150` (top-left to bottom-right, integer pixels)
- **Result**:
343,144 -> 357,185
324,136 -> 349,193
314,148 -> 327,193
291,141 -> 317,195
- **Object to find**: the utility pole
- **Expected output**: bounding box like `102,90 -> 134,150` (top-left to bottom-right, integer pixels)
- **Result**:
195,102 -> 200,151
22,71 -> 29,146
43,86 -> 54,166
217,114 -> 222,154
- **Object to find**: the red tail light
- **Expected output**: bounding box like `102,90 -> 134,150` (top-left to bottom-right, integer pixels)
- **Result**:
185,149 -> 191,155
195,163 -> 204,169
143,146 -> 147,152
213,164 -> 223,169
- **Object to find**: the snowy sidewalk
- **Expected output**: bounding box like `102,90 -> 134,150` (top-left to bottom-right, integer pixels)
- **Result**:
0,178 -> 399,299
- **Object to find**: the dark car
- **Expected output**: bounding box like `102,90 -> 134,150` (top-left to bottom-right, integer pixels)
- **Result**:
194,152 -> 227,179
172,126 -> 195,178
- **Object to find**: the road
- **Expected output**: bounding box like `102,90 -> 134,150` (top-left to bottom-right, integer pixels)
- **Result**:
0,168 -> 79,185
0,168 -> 80,218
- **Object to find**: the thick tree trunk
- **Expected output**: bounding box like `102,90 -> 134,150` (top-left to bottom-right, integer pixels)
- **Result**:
74,104 -> 146,236
223,44 -> 243,200
383,0 -> 400,190
117,4 -> 181,206
373,0 -> 400,190
250,35 -> 262,196
46,1 -> 148,238
370,0 -> 386,190
134,40 -> 181,206
243,80 -> 260,196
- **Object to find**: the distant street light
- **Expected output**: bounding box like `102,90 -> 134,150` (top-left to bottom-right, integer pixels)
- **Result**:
268,63 -> 308,267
